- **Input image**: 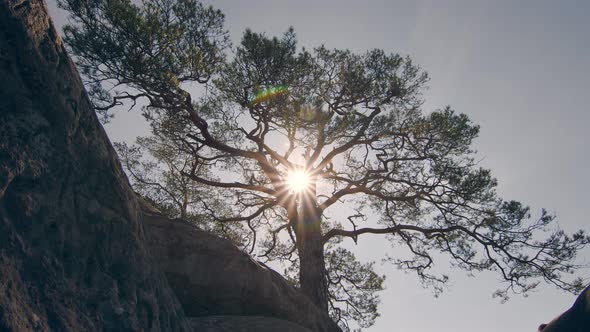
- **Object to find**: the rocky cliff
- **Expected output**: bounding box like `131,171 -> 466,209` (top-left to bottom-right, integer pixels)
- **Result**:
0,0 -> 190,330
0,0 -> 339,331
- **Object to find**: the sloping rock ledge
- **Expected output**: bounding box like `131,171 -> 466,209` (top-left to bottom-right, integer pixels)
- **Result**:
141,198 -> 340,332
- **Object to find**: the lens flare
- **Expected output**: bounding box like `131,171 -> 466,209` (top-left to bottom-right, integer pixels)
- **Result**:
287,169 -> 310,193
250,86 -> 288,106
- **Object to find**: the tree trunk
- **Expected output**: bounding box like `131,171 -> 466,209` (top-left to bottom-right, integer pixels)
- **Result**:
295,193 -> 329,314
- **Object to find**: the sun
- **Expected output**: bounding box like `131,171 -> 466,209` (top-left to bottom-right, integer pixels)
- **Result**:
286,169 -> 311,193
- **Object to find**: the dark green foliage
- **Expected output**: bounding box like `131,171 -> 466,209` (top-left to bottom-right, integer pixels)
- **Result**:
60,0 -> 228,120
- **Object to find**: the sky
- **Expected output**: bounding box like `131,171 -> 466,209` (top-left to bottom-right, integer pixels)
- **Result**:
46,1 -> 590,331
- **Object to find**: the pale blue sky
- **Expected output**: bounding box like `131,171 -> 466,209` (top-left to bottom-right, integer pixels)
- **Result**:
47,1 -> 590,331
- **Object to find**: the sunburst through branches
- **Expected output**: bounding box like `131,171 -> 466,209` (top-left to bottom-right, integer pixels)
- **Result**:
286,169 -> 311,193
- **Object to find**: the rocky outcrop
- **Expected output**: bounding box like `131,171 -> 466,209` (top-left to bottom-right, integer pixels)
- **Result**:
0,0 -> 342,331
538,284 -> 590,332
0,0 -> 189,330
141,199 -> 342,332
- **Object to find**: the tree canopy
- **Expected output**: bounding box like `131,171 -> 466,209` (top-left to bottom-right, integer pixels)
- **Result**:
60,0 -> 590,330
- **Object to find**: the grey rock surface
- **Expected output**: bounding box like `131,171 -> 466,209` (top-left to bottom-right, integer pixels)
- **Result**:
141,198 -> 342,332
188,316 -> 314,332
538,284 -> 590,332
0,0 -> 189,330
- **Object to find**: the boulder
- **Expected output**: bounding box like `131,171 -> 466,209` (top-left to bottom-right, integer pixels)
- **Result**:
0,0 -> 189,330
141,199 -> 342,332
538,284 -> 590,332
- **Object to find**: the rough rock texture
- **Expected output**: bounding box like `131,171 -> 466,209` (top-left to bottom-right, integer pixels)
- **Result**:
538,284 -> 590,332
0,0 -> 343,331
141,199 -> 342,332
0,0 -> 190,330
188,316 -> 313,332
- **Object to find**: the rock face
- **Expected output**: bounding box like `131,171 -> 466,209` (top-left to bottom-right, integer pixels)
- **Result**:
0,0 -> 189,330
141,199 -> 342,332
0,1 -> 342,332
538,284 -> 590,332
188,316 -> 313,332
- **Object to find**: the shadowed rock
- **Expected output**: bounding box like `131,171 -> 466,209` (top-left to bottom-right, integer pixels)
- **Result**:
538,284 -> 590,332
188,316 -> 313,332
141,198 -> 342,332
0,0 -> 189,330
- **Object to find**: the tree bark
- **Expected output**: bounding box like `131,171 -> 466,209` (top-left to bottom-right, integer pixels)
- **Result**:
295,192 -> 330,313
